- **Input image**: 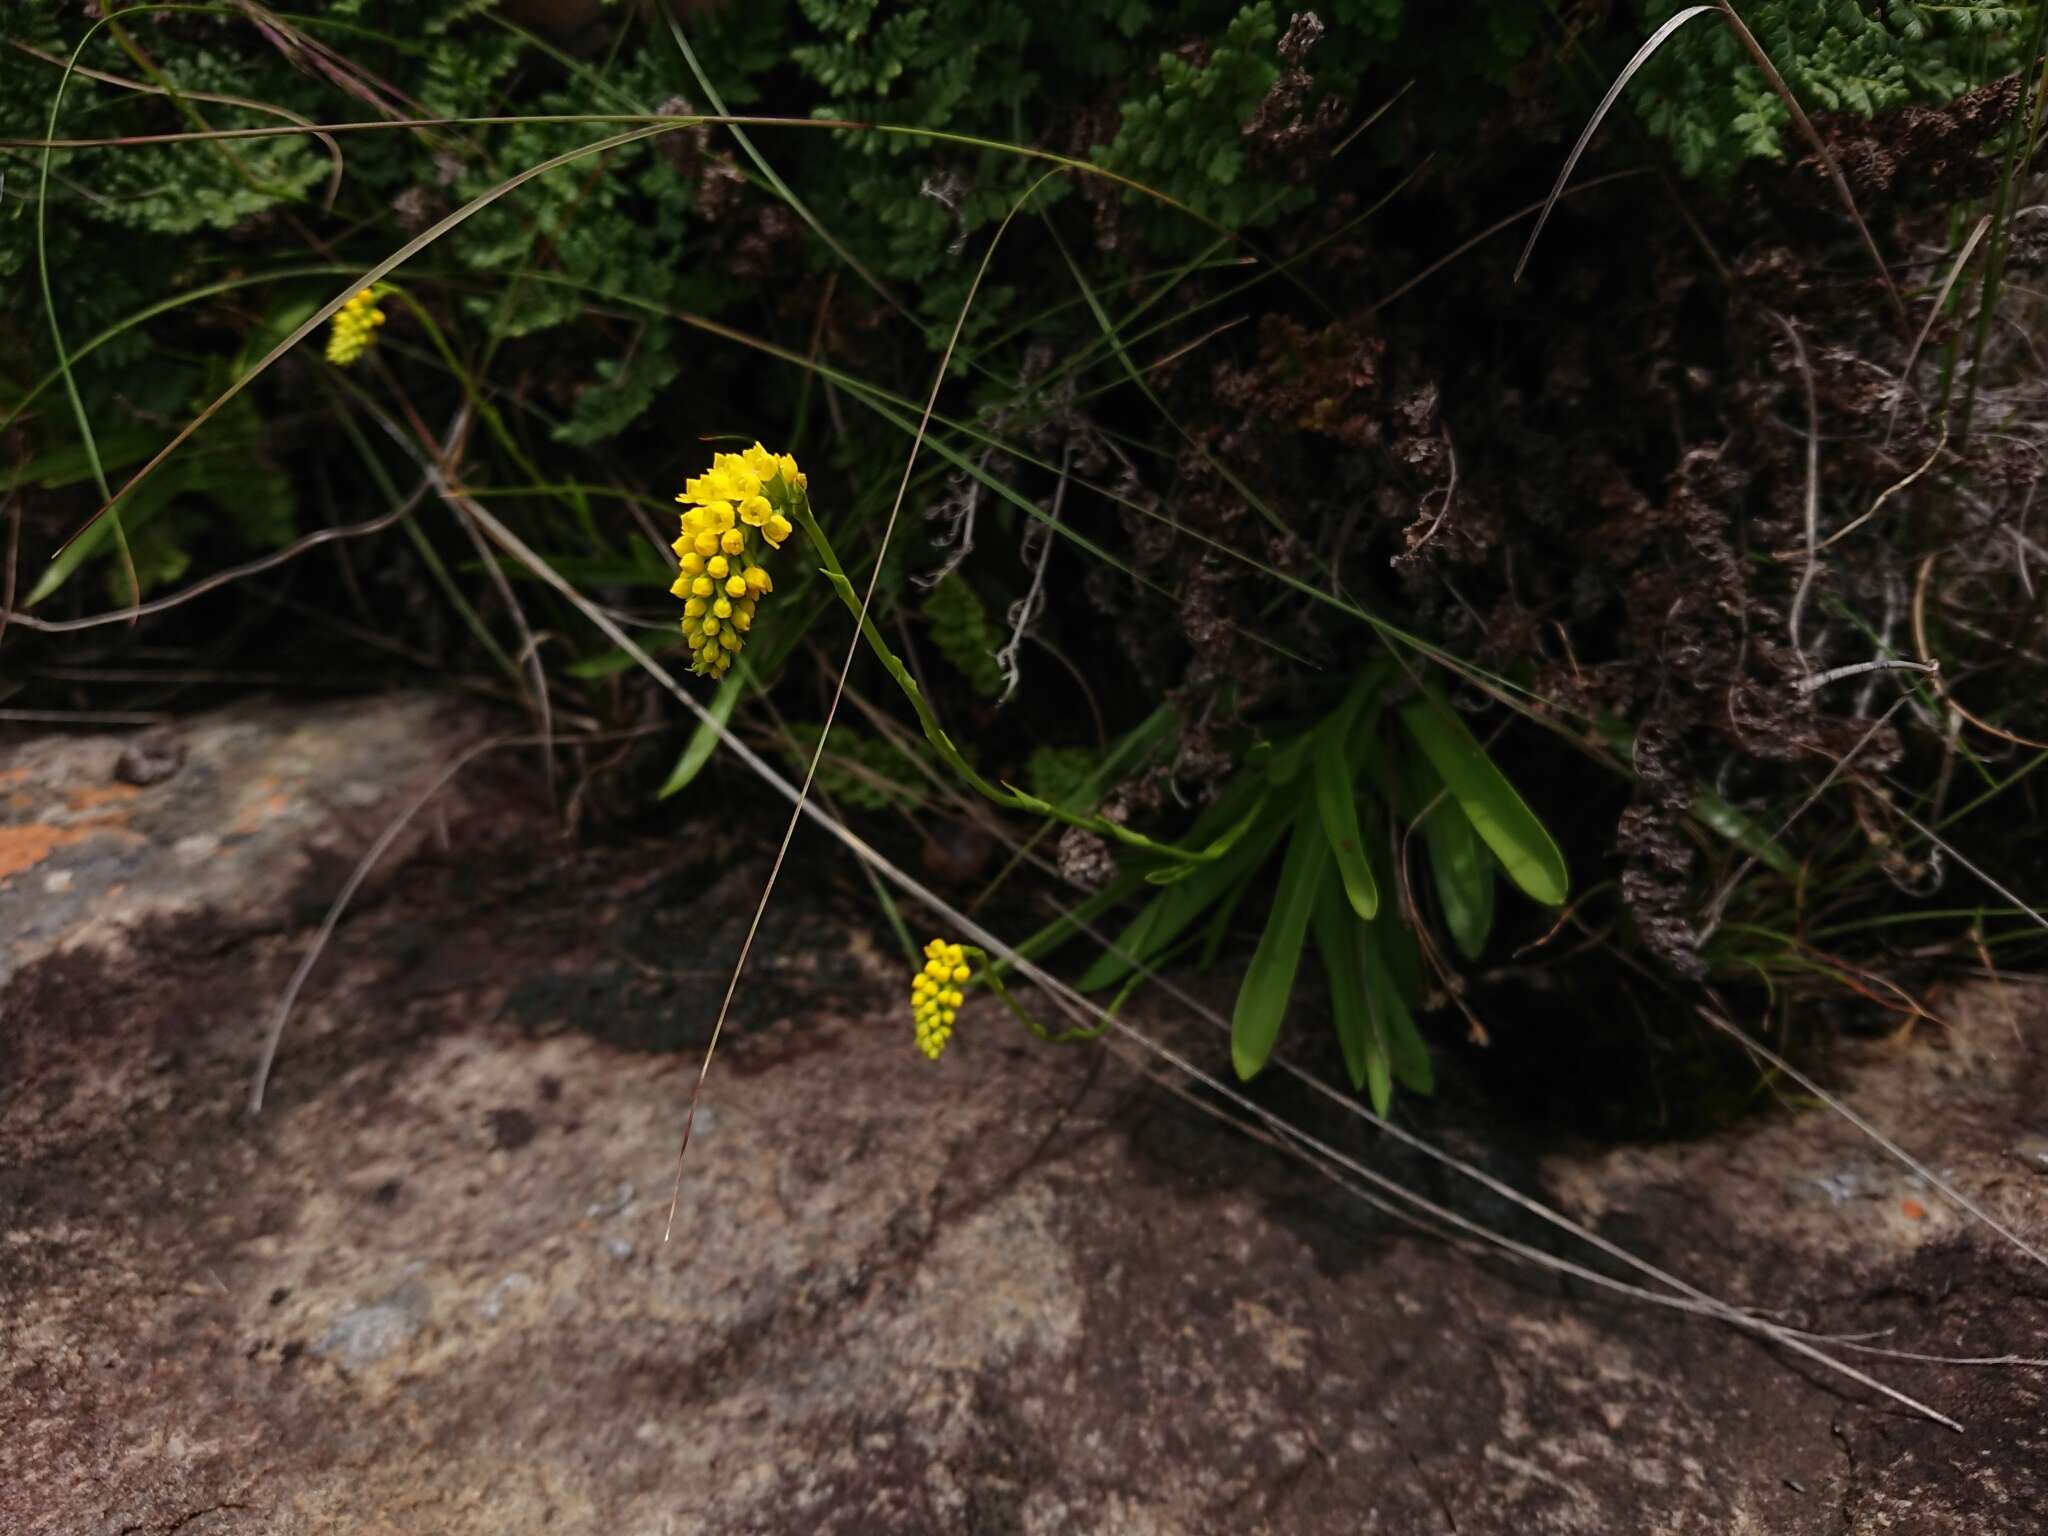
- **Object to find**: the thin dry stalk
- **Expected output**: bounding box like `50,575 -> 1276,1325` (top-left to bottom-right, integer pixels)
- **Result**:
1514,8 -> 1715,283
1711,1 -> 1904,321
1886,217 -> 1993,446
0,491 -> 425,634
1697,1004 -> 2048,1271
1913,550 -> 2048,751
1777,313 -> 1823,677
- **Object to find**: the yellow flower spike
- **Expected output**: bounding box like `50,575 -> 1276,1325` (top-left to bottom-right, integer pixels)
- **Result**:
672,446 -> 805,676
911,937 -> 978,1060
324,287 -> 388,367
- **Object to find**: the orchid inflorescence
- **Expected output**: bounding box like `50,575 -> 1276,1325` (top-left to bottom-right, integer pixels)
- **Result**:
671,445 -> 805,679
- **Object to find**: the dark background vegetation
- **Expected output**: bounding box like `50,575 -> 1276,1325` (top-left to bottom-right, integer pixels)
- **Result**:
5,0 -> 2047,1130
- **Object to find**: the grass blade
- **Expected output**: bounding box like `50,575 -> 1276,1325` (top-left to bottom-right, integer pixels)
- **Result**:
1709,1 -> 1903,322
1514,6 -> 1715,282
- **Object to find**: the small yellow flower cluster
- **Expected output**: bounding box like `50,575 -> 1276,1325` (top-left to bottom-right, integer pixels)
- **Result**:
673,444 -> 806,678
325,287 -> 387,366
911,939 -> 972,1060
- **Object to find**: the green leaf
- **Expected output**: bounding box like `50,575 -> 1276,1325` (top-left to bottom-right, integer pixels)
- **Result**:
1264,731 -> 1312,787
1313,719 -> 1379,920
922,574 -> 1006,698
566,631 -> 684,679
1411,751 -> 1495,961
1689,786 -> 1797,877
1231,801 -> 1330,1080
1077,801 -> 1286,991
658,661 -> 750,799
1197,856 -> 1264,970
1361,916 -> 1432,1097
1398,695 -> 1567,907
23,471 -> 180,607
1145,791 -> 1269,883
0,426 -> 160,492
1592,716 -> 1794,875
1312,863 -> 1383,1099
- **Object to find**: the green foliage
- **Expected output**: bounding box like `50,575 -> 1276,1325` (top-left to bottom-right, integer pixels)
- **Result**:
1025,744 -> 1100,809
1632,0 -> 2026,180
1074,662 -> 1569,1107
1093,2 -> 1294,233
783,722 -> 925,811
554,324 -> 684,446
4,0 -> 2028,1108
920,574 -> 1005,698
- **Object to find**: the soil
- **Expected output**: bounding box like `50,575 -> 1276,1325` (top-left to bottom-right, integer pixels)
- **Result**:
3,695 -> 2046,1534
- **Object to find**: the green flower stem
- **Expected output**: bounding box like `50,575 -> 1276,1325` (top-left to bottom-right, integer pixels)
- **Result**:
962,946 -> 1108,1045
789,488 -> 1220,866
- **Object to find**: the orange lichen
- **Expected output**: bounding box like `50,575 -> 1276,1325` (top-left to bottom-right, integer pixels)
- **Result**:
0,824 -> 91,881
65,784 -> 141,813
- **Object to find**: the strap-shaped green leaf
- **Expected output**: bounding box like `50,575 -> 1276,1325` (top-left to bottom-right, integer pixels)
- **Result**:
1410,751 -> 1495,961
1077,805 -> 1287,992
1313,721 -> 1379,920
1231,803 -> 1330,1080
1361,916 -> 1433,1097
1398,695 -> 1567,907
658,659 -> 751,799
1312,863 -> 1385,1103
1145,791 -> 1270,884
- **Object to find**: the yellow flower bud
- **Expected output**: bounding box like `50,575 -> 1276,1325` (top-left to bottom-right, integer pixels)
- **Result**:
672,446 -> 803,679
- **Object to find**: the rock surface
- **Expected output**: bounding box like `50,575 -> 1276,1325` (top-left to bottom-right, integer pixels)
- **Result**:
3,696 -> 2046,1535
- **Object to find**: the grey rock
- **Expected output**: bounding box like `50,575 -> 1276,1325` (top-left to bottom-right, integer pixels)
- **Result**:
317,1281 -> 432,1366
3,695 -> 2044,1535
